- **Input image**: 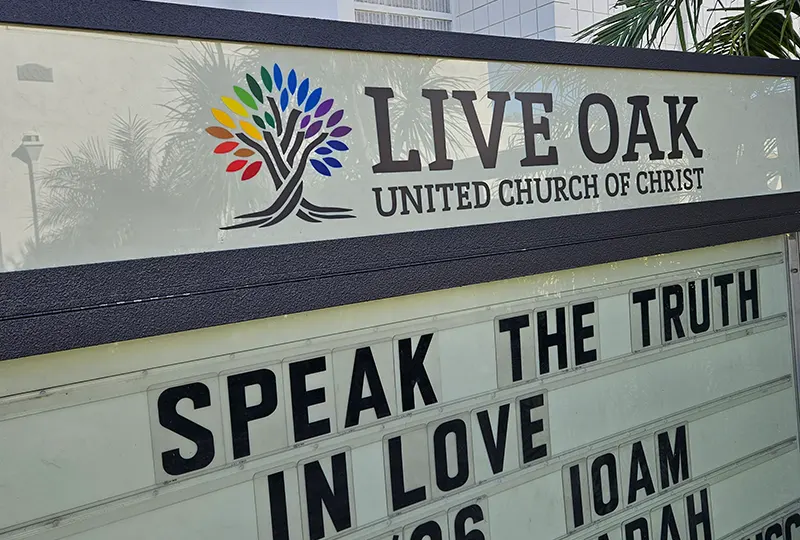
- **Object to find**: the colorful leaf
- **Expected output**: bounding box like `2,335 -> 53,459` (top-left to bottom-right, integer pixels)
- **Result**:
330,126 -> 352,138
235,148 -> 255,157
280,89 -> 289,111
240,120 -> 263,140
206,126 -> 234,139
288,69 -> 297,94
305,120 -> 323,139
253,115 -> 266,130
328,140 -> 348,151
214,141 -> 239,154
264,112 -> 275,128
297,79 -> 309,105
310,159 -> 331,177
315,147 -> 332,155
300,115 -> 311,129
227,160 -> 248,172
211,108 -> 236,129
323,157 -> 342,169
305,88 -> 322,112
246,74 -> 264,103
273,64 -> 283,90
222,96 -> 247,117
241,161 -> 263,181
234,86 -> 258,110
315,98 -> 334,117
327,110 -> 344,128
261,66 -> 273,92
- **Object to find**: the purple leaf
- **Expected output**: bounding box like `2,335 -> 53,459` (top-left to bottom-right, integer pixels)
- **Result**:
328,140 -> 348,151
305,120 -> 323,139
300,115 -> 311,129
323,157 -> 342,169
315,147 -> 333,155
315,98 -> 334,117
310,159 -> 331,177
327,109 -> 344,128
330,126 -> 352,138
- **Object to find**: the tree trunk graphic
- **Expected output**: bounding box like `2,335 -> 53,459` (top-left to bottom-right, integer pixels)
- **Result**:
206,64 -> 355,229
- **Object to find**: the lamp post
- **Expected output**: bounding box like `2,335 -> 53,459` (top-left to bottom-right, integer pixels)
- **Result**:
13,132 -> 44,245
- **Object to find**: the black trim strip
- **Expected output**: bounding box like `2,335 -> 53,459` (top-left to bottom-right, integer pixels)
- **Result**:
1,1 -> 799,360
3,193 -> 800,360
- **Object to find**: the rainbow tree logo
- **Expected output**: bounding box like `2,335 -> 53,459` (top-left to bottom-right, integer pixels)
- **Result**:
206,64 -> 355,229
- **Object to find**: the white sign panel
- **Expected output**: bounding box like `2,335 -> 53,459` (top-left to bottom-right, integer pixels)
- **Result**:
0,236 -> 798,540
0,24 -> 798,270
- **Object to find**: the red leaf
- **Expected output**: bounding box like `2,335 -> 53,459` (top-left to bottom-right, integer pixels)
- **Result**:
214,141 -> 239,154
241,161 -> 263,181
226,160 -> 248,172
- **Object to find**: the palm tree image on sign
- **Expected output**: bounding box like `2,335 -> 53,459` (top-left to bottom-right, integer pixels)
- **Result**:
207,63 -> 355,229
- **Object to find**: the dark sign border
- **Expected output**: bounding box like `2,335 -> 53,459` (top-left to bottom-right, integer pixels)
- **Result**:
2,0 -> 800,361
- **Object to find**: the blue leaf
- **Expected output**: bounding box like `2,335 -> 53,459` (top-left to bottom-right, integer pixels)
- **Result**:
310,159 -> 331,177
280,89 -> 289,111
297,79 -> 309,105
323,157 -> 342,169
288,69 -> 297,94
273,64 -> 283,90
328,140 -> 349,152
315,147 -> 333,155
304,88 -> 322,112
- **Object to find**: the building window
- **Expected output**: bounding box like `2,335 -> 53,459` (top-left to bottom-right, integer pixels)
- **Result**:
355,9 -> 452,30
354,0 -> 451,13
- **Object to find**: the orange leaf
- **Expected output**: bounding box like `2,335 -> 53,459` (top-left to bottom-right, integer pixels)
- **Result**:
214,141 -> 239,154
206,126 -> 234,139
227,160 -> 248,172
234,148 -> 255,158
241,161 -> 263,181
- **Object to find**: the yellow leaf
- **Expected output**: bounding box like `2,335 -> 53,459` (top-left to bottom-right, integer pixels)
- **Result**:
211,108 -> 236,129
222,96 -> 248,117
240,120 -> 263,140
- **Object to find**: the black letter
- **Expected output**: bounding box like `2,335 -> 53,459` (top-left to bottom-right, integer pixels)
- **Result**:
228,369 -> 279,459
625,517 -> 650,540
422,89 -> 454,171
158,383 -> 216,476
688,279 -> 711,335
345,346 -> 391,428
591,453 -> 620,516
738,269 -> 760,323
766,523 -> 783,540
623,96 -> 665,162
499,314 -> 530,382
686,489 -> 712,540
290,356 -> 331,443
433,419 -> 470,492
454,504 -> 487,540
516,92 -> 558,166
519,394 -> 548,464
365,87 -> 422,173
662,284 -> 686,342
476,404 -> 510,475
452,90 -> 509,168
714,273 -> 735,328
304,452 -> 352,540
569,464 -> 586,528
785,513 -> 800,540
411,521 -> 443,540
537,307 -> 568,374
573,301 -> 598,366
399,334 -> 438,412
267,472 -> 290,540
633,288 -> 658,347
579,93 -> 619,164
658,425 -> 689,489
387,435 -> 427,510
628,441 -> 656,504
664,96 -> 703,159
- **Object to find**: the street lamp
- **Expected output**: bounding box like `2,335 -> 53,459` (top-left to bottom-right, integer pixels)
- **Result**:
12,131 -> 44,245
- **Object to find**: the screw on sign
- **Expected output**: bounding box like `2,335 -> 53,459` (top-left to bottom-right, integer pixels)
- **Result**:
206,63 -> 355,229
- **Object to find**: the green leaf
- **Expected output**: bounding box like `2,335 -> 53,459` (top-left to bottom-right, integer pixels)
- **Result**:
246,74 -> 263,103
264,112 -> 275,128
261,66 -> 273,92
234,86 -> 258,110
253,114 -> 266,130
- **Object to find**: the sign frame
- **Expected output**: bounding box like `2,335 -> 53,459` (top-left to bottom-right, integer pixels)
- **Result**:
2,0 -> 800,360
